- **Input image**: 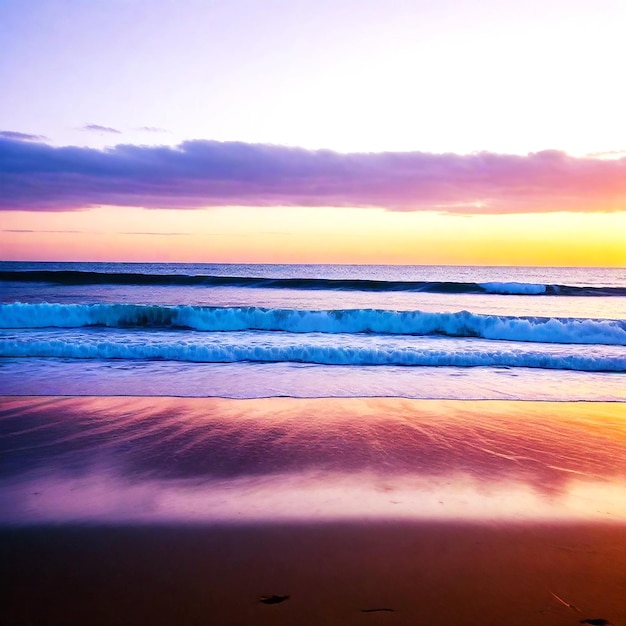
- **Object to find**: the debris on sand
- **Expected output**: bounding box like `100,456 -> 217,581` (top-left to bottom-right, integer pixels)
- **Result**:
259,595 -> 290,604
549,590 -> 582,614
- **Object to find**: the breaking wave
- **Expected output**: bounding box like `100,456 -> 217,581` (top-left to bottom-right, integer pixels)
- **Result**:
1,303 -> 625,345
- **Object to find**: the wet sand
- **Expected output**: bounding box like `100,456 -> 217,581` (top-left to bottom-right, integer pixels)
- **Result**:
1,397 -> 625,624
2,521 -> 626,626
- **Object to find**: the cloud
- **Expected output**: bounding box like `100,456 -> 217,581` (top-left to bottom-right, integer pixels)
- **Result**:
118,231 -> 190,236
1,229 -> 83,234
0,130 -> 47,142
586,149 -> 626,159
1,134 -> 626,214
136,126 -> 168,133
2,228 -> 191,236
83,124 -> 122,134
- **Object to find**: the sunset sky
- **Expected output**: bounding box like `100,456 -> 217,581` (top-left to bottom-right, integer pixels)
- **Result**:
1,0 -> 625,266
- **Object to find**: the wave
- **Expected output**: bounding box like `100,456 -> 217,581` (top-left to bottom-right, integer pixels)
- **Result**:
1,331 -> 624,371
1,303 -> 625,345
1,270 -> 625,296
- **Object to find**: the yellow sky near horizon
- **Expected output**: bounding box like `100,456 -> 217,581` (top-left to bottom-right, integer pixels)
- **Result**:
1,206 -> 625,267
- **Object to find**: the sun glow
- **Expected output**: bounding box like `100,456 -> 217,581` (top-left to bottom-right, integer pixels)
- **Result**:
2,206 -> 624,266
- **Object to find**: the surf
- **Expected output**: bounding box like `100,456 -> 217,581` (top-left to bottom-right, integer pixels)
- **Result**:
2,328 -> 625,371
2,302 -> 626,345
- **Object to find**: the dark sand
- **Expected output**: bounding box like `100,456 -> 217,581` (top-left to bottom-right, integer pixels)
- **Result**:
2,522 -> 626,625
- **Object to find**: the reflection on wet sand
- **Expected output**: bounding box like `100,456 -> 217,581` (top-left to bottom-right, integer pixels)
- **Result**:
1,397 -> 625,524
2,397 -> 626,625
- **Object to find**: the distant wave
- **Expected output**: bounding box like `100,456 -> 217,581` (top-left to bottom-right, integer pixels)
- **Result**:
2,303 -> 625,345
1,331 -> 624,371
1,270 -> 625,296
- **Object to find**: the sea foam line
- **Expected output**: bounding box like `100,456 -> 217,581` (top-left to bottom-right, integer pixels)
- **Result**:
1,331 -> 625,371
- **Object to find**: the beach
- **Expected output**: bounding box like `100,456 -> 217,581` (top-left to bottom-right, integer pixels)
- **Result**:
1,396 -> 625,625
3,521 -> 626,625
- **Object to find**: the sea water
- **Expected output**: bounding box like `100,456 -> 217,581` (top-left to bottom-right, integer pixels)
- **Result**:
0,262 -> 625,400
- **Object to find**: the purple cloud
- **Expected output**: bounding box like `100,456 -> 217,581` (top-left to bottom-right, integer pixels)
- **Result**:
0,130 -> 47,142
1,135 -> 626,214
83,124 -> 122,134
136,126 -> 168,133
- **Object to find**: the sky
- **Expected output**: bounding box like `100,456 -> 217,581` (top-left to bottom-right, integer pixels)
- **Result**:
1,0 -> 625,266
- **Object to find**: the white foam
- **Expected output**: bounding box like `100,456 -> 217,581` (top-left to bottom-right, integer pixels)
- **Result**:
1,330 -> 625,371
1,303 -> 625,345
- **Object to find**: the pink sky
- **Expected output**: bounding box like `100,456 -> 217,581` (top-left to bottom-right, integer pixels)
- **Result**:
1,0 -> 625,265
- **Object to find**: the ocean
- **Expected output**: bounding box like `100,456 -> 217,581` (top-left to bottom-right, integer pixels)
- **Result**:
1,262 -> 625,400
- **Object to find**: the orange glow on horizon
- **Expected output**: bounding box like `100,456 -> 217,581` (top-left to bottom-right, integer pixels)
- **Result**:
1,206 -> 625,267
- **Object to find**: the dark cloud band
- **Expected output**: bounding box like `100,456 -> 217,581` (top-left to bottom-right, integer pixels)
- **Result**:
1,135 -> 625,213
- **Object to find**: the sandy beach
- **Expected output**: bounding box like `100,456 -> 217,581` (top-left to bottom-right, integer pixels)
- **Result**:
1,397 -> 625,625
2,521 -> 626,625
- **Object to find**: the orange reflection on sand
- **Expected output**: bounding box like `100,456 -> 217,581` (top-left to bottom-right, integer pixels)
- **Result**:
1,397 -> 625,524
